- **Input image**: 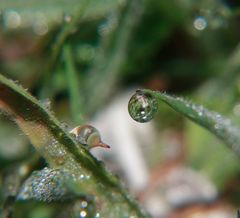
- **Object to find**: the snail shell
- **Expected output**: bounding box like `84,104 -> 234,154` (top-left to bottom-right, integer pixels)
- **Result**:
69,125 -> 110,149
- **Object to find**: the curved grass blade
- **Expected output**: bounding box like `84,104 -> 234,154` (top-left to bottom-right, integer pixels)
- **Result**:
0,74 -> 149,218
144,89 -> 240,156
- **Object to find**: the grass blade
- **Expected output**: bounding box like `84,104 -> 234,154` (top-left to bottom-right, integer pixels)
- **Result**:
145,89 -> 240,156
0,74 -> 149,218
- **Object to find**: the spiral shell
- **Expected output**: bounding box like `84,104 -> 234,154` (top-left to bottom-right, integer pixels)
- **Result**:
69,125 -> 110,149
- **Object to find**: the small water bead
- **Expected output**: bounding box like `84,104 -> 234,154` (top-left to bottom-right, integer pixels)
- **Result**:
79,210 -> 87,218
3,10 -> 21,29
72,198 -> 96,218
80,200 -> 88,208
46,138 -> 66,165
193,16 -> 208,31
128,90 -> 158,123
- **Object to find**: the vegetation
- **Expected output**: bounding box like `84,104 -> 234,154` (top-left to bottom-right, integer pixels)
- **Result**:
0,0 -> 240,217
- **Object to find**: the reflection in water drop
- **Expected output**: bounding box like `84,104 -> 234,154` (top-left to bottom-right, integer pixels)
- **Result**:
4,10 -> 21,29
128,90 -> 158,123
80,200 -> 88,208
79,210 -> 87,218
193,16 -> 207,31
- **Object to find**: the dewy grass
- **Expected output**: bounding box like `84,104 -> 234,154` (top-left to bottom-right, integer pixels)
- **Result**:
0,74 -> 150,218
141,89 -> 240,157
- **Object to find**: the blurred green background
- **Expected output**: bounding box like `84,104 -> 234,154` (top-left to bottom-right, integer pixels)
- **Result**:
1,0 -> 240,217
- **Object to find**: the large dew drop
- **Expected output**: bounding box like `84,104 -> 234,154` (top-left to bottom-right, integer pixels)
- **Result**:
128,90 -> 158,123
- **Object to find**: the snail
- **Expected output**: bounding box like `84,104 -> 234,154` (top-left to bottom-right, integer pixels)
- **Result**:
69,125 -> 110,149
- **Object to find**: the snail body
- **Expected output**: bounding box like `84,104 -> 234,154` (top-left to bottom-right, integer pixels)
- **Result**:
69,125 -> 110,149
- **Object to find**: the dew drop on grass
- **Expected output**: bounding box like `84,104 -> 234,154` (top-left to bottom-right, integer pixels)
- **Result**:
79,210 -> 87,218
193,16 -> 207,31
46,138 -> 66,165
80,200 -> 88,208
128,90 -> 158,123
72,198 -> 96,218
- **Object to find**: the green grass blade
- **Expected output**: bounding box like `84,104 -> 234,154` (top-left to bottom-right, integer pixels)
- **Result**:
0,74 -> 150,218
145,89 -> 240,156
63,44 -> 84,123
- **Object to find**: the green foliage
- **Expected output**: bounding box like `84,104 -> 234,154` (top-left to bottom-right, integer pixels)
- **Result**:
146,90 -> 240,155
139,89 -> 240,189
1,0 -> 240,216
0,74 -> 149,217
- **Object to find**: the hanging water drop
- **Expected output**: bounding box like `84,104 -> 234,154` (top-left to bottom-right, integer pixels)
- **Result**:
128,90 -> 158,123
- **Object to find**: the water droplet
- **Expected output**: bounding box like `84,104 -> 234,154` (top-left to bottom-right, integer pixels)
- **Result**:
193,16 -> 207,31
80,200 -> 88,208
46,138 -> 66,165
79,210 -> 87,218
55,155 -> 66,165
79,174 -> 85,180
40,98 -> 51,111
72,198 -> 96,218
128,90 -> 158,123
4,10 -> 21,29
